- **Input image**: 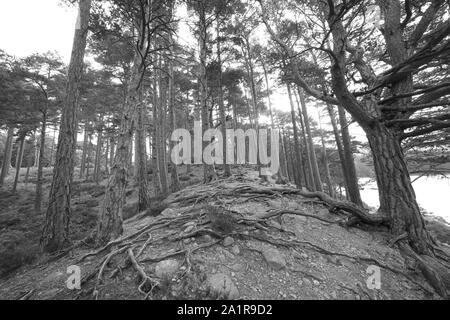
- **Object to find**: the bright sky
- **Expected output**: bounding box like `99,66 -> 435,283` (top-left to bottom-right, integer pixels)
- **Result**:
0,0 -> 78,63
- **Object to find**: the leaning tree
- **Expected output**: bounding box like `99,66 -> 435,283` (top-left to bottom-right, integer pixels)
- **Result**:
259,0 -> 450,297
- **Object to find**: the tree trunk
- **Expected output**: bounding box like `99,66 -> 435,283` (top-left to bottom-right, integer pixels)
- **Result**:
286,83 -> 304,189
157,60 -> 169,195
96,55 -> 142,246
151,77 -> 163,196
12,135 -> 26,193
279,131 -> 289,181
198,10 -> 217,183
49,127 -> 56,167
86,133 -> 92,181
168,35 -> 181,192
338,106 -> 363,206
33,131 -> 40,168
285,132 -> 297,184
326,104 -> 350,200
25,165 -> 31,184
366,123 -> 433,254
317,109 -> 335,198
35,110 -> 47,213
133,131 -> 139,180
216,15 -> 231,177
104,136 -> 110,175
109,137 -> 115,170
41,0 -> 92,253
94,127 -> 103,184
293,90 -> 314,190
297,87 -> 323,192
79,122 -> 89,179
136,102 -> 152,211
0,127 -> 14,185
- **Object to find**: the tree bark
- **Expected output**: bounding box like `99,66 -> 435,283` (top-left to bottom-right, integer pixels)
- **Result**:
136,102 -> 152,211
109,137 -> 115,171
41,0 -> 91,253
85,132 -> 92,181
33,131 -> 40,168
278,131 -> 289,181
216,14 -> 231,177
152,80 -> 163,196
49,127 -> 56,167
94,126 -> 103,184
294,90 -> 314,190
157,59 -> 169,195
12,135 -> 26,193
168,38 -> 181,192
286,83 -> 303,189
79,123 -> 89,179
338,106 -> 363,206
96,55 -> 142,246
35,110 -> 47,213
326,104 -> 350,200
317,108 -> 335,198
297,87 -> 323,192
366,123 -> 433,253
198,7 -> 217,183
104,136 -> 110,175
0,127 -> 14,186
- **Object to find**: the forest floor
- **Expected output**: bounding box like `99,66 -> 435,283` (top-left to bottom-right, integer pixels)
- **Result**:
0,166 -> 449,300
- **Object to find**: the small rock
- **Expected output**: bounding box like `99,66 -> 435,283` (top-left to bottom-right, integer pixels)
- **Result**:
230,263 -> 244,272
202,235 -> 213,242
313,280 -> 320,286
262,248 -> 286,270
183,238 -> 191,244
183,221 -> 196,228
222,250 -> 234,259
155,259 -> 179,279
290,293 -> 297,299
184,225 -> 195,233
268,221 -> 282,229
231,245 -> 240,255
161,208 -> 176,217
223,237 -> 235,247
316,208 -> 329,216
207,273 -> 239,299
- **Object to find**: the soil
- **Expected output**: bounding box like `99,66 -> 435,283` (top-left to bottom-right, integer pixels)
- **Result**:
0,167 -> 448,300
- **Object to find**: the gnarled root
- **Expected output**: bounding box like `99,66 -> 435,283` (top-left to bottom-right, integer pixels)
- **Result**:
398,241 -> 450,299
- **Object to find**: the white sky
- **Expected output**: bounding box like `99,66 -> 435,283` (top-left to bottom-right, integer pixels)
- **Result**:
0,0 -> 78,63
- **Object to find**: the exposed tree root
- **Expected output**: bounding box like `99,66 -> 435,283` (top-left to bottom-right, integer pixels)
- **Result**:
240,231 -> 436,296
127,248 -> 160,299
67,183 -> 450,300
259,209 -> 342,225
93,245 -> 132,299
398,241 -> 450,299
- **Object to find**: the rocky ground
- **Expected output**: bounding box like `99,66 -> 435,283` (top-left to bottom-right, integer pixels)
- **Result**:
0,168 -> 449,300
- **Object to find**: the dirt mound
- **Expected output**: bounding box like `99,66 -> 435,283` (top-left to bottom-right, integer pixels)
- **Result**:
0,173 -> 443,300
